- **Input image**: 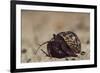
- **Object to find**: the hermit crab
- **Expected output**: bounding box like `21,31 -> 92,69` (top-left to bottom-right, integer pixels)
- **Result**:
35,31 -> 82,58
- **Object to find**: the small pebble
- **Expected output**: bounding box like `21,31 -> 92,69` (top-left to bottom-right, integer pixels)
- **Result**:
27,58 -> 31,63
65,58 -> 69,60
71,58 -> 76,60
81,51 -> 86,55
22,48 -> 27,53
86,40 -> 90,44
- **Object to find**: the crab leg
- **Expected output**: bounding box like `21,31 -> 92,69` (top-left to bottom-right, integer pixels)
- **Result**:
35,41 -> 49,54
41,49 -> 49,57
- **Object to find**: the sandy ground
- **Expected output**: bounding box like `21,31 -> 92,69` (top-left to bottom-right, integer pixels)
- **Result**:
21,10 -> 90,63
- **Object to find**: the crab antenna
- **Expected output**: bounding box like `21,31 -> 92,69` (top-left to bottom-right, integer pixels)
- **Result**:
35,41 -> 49,54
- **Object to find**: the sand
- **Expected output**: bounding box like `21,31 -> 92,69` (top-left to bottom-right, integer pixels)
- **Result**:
21,10 -> 90,63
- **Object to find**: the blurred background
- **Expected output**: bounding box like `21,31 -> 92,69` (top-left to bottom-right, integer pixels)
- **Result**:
21,10 -> 90,63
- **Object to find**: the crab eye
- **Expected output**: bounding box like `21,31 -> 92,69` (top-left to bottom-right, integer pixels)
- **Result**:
53,34 -> 57,39
53,34 -> 56,37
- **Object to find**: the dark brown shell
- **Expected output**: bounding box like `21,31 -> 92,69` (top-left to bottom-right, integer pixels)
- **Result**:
58,31 -> 81,53
46,31 -> 81,58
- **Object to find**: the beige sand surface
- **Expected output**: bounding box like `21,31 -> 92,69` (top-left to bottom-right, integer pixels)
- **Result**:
21,10 -> 90,63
